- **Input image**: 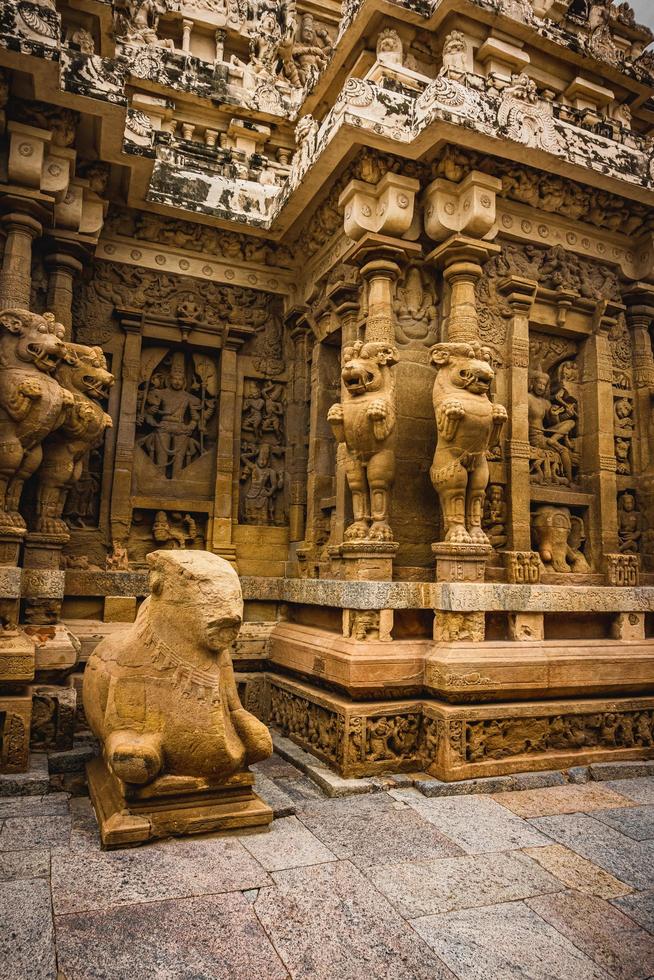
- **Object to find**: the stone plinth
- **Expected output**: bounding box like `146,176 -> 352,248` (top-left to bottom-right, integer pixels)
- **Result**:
87,756 -> 272,849
0,629 -> 35,683
432,543 -> 492,583
340,541 -> 399,581
0,693 -> 32,773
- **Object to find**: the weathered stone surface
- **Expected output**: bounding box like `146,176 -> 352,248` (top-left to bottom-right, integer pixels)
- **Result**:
404,795 -> 551,853
603,778 -> 654,805
56,893 -> 288,980
254,860 -> 456,979
612,893 -> 654,935
591,762 -> 654,781
529,814 -> 654,890
0,754 -> 49,797
0,878 -> 56,980
51,836 -> 271,914
522,845 -> 633,900
0,812 -> 71,851
0,848 -> 50,881
0,792 -> 69,819
527,891 -> 654,980
241,815 -> 336,871
412,901 -> 610,980
365,850 -> 563,918
253,773 -> 297,817
297,794 -> 462,867
591,805 -> 654,841
492,784 -> 636,818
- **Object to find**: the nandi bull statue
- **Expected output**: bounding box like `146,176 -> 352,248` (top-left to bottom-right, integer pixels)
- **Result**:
327,340 -> 398,543
430,342 -> 507,545
84,550 -> 273,847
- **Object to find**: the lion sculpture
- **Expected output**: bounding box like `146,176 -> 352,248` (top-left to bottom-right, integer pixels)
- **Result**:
430,341 -> 507,545
83,550 -> 272,786
0,309 -> 72,533
35,343 -> 114,534
327,340 -> 398,542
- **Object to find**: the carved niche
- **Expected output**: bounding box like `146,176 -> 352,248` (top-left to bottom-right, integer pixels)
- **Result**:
135,347 -> 218,495
393,265 -> 438,347
126,508 -> 206,565
531,504 -> 591,574
528,334 -> 580,487
239,379 -> 286,526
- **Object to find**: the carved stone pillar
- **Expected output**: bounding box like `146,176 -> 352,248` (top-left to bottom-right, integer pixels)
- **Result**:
109,311 -> 143,549
44,245 -> 85,339
209,338 -> 242,566
287,318 -> 312,544
498,277 -> 537,551
0,207 -> 44,309
427,237 -> 499,344
624,286 -> 654,476
580,308 -> 620,559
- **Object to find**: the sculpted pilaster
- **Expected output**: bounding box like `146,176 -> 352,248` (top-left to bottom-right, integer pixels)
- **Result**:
44,246 -> 86,340
0,208 -> 44,309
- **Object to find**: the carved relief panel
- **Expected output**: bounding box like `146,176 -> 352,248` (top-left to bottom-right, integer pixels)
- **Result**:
126,508 -> 207,566
528,334 -> 580,488
135,346 -> 218,496
239,378 -> 287,526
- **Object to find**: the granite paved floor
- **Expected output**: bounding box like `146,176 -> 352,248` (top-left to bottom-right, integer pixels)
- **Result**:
2,759 -> 654,980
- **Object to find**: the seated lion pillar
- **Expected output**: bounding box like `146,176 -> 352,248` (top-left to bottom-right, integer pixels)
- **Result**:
83,550 -> 273,848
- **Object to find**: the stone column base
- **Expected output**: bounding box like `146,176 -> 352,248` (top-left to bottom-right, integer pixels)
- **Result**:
87,756 -> 272,849
432,543 -> 491,582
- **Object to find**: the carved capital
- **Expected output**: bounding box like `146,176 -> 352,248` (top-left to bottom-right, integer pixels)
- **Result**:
339,173 -> 420,242
423,170 -> 501,243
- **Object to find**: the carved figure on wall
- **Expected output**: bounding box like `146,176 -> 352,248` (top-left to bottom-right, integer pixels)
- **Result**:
35,344 -> 113,535
441,30 -> 468,76
152,511 -> 197,549
393,267 -> 438,346
113,0 -> 175,49
84,550 -> 272,786
64,449 -> 102,528
482,484 -> 507,550
291,14 -> 332,86
528,365 -> 577,485
106,541 -> 130,570
240,443 -> 284,525
377,28 -> 403,66
532,505 -> 590,573
618,493 -> 641,554
327,341 -> 399,543
137,349 -> 216,480
497,73 -> 564,155
0,310 -> 72,533
430,343 -> 507,545
614,397 -> 634,475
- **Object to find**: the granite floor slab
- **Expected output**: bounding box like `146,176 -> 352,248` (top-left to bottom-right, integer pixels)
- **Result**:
253,860 -> 456,980
412,900 -> 611,980
491,783 -> 636,818
403,795 -> 552,854
0,813 -> 71,851
611,892 -> 654,935
527,890 -> 654,980
0,848 -> 50,882
591,805 -> 654,841
363,850 -> 563,918
56,892 -> 289,980
241,816 -> 336,871
0,878 -> 57,980
522,844 -> 633,899
529,813 -> 654,891
603,778 -> 654,805
51,835 -> 271,914
297,794 -> 462,867
0,793 -> 71,819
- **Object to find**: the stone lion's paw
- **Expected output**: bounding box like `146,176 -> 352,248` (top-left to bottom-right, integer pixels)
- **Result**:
327,403 -> 344,422
18,379 -> 42,399
492,404 -> 508,422
366,398 -> 388,422
443,399 -> 465,420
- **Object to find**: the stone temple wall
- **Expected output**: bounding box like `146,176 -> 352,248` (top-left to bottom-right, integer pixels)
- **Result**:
1,0 -> 654,785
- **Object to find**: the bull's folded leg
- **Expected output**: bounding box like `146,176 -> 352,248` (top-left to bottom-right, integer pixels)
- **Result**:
105,730 -> 163,785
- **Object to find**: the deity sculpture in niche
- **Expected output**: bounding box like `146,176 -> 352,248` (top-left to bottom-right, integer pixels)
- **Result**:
63,448 -> 102,528
35,344 -> 114,535
614,397 -> 634,475
0,310 -> 73,534
376,28 -> 403,66
153,510 -> 197,549
113,0 -> 175,49
393,267 -> 438,346
239,377 -> 286,526
482,484 -> 507,550
136,349 -> 217,481
528,359 -> 579,486
618,492 -> 641,554
291,14 -> 332,86
327,341 -> 399,543
531,505 -> 590,573
430,343 -> 507,545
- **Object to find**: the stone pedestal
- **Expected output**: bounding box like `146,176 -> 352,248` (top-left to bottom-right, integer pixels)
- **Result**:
87,756 -> 272,849
432,543 -> 491,583
340,541 -> 399,581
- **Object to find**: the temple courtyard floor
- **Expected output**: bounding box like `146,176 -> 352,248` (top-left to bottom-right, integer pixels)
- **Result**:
1,753 -> 654,979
